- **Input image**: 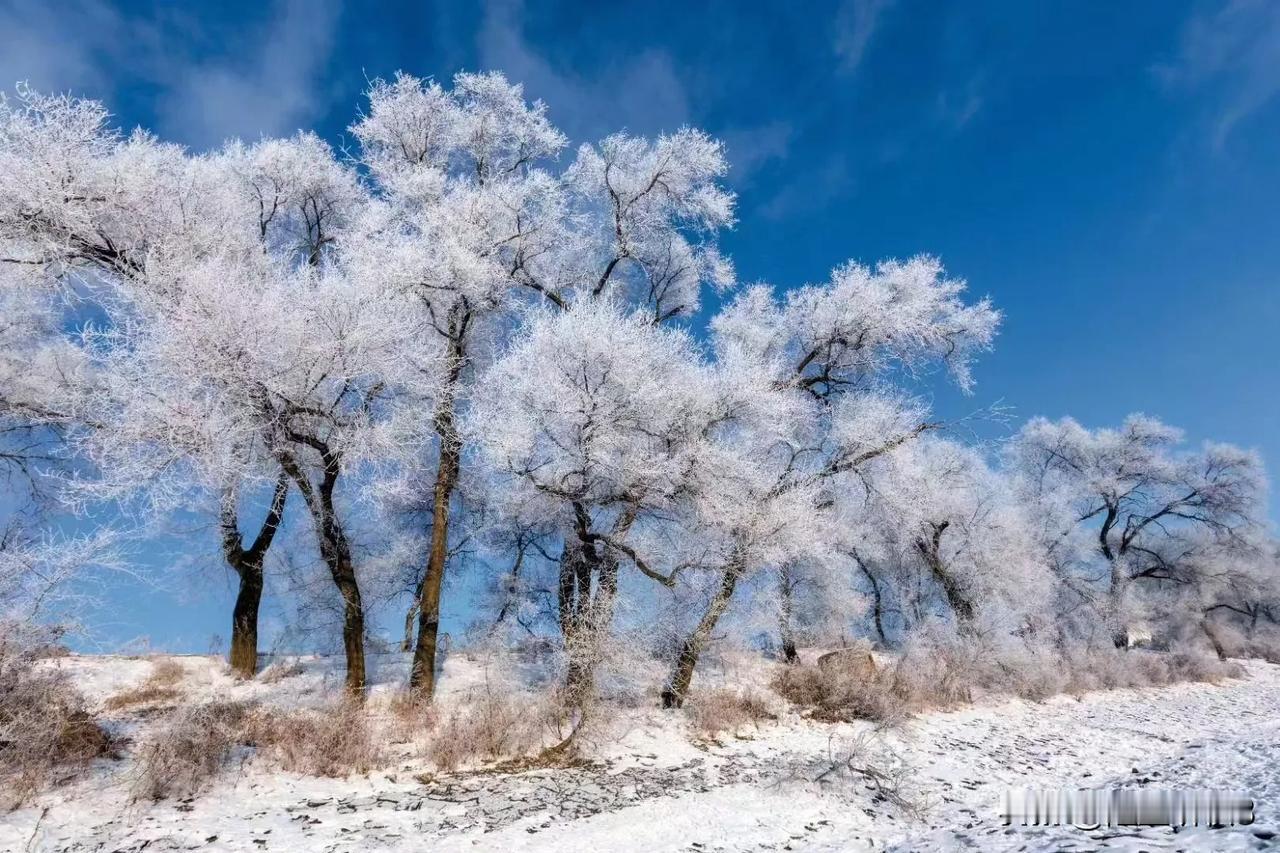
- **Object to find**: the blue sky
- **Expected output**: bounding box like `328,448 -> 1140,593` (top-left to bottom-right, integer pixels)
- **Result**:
4,0 -> 1278,650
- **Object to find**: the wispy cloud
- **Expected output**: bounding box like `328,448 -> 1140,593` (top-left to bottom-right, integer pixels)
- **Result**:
154,0 -> 343,148
1157,0 -> 1280,148
935,74 -> 985,131
0,0 -> 136,98
720,120 -> 794,184
478,0 -> 690,143
758,155 -> 853,220
832,0 -> 897,73
0,0 -> 342,150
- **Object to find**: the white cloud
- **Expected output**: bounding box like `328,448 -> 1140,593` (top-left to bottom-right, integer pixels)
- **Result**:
0,0 -> 342,151
832,0 -> 896,73
720,120 -> 794,184
758,155 -> 853,220
1158,0 -> 1280,148
0,0 -> 136,98
477,0 -> 690,143
154,0 -> 343,148
935,74 -> 984,131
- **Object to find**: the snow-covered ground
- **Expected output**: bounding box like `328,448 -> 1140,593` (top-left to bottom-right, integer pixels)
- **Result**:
3,653 -> 1278,852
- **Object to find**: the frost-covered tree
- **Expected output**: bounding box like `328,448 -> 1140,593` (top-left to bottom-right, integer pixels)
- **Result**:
465,299 -> 718,701
0,88 -> 440,691
0,89 -> 117,647
646,258 -> 1001,706
849,437 -> 1052,639
346,72 -> 734,698
1008,415 -> 1266,645
468,257 -> 999,707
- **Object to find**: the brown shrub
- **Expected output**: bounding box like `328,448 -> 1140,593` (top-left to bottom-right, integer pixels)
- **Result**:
102,685 -> 183,711
247,701 -> 382,778
687,688 -> 775,737
772,662 -> 908,725
130,702 -> 250,801
425,689 -> 550,772
777,633 -> 1249,727
131,697 -> 385,800
103,658 -> 189,711
384,691 -> 438,743
146,658 -> 187,687
0,650 -> 115,809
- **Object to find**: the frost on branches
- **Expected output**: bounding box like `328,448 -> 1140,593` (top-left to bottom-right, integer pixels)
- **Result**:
0,75 -> 1275,713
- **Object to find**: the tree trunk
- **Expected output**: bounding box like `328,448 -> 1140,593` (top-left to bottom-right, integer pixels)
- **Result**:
559,540 -> 590,699
915,522 -> 975,628
333,559 -> 366,695
221,472 -> 289,680
1108,563 -> 1129,648
571,549 -> 620,704
662,564 -> 740,709
279,449 -> 366,695
853,550 -> 888,645
229,567 -> 264,678
1201,619 -> 1227,660
777,565 -> 798,664
409,355 -> 464,699
402,573 -> 425,652
557,505 -> 632,706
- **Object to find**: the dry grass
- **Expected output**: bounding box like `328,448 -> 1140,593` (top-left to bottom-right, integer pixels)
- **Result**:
384,690 -> 439,743
773,637 -> 1245,724
1060,647 -> 1241,695
248,701 -> 383,777
146,658 -> 187,687
772,661 -> 910,725
131,698 -> 386,800
102,684 -> 183,711
425,689 -> 555,772
1201,622 -> 1280,665
0,647 -> 115,809
257,658 -> 306,683
103,658 -> 190,711
687,687 -> 775,737
130,701 -> 249,801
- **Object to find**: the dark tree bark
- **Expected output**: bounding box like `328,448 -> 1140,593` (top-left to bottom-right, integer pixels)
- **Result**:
1200,618 -> 1227,660
914,521 -> 976,627
662,563 -> 740,709
408,393 -> 460,697
554,504 -> 631,705
409,315 -> 469,700
851,549 -> 888,645
221,472 -> 289,679
278,446 -> 366,695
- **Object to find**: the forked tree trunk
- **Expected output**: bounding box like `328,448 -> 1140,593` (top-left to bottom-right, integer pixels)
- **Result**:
559,544 -> 621,702
662,564 -> 741,709
914,521 -> 976,628
279,448 -> 366,695
557,505 -> 631,706
222,472 -> 289,679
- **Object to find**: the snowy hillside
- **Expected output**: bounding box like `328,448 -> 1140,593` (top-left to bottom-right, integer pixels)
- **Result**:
2,652 -> 1277,852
